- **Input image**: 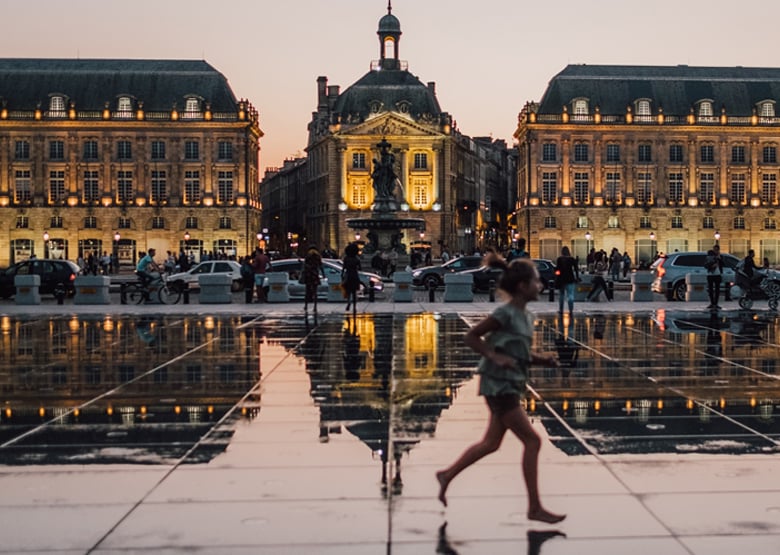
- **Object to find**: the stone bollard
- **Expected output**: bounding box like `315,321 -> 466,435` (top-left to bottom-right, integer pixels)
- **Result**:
631,272 -> 654,302
74,275 -> 111,304
14,274 -> 41,305
198,274 -> 232,304
443,273 -> 474,302
392,271 -> 413,302
327,274 -> 344,302
685,273 -> 709,302
265,272 -> 290,303
574,274 -> 593,302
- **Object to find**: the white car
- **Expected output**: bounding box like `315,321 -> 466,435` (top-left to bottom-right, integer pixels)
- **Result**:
167,260 -> 243,291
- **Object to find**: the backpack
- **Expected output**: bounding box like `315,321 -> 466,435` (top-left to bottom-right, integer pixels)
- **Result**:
240,261 -> 254,280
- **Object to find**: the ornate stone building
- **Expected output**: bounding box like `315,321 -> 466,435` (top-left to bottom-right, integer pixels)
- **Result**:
515,64 -> 780,266
261,5 -> 516,258
0,59 -> 261,267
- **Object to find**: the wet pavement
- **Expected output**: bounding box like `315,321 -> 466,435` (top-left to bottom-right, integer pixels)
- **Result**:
0,292 -> 779,553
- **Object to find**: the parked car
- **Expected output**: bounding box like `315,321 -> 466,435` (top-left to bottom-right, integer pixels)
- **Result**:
411,255 -> 484,289
461,258 -> 557,293
261,258 -> 384,300
650,251 -> 739,301
0,259 -> 80,299
166,260 -> 243,291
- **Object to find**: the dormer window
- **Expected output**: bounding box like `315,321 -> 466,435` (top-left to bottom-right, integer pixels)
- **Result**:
369,100 -> 383,114
117,96 -> 133,114
697,100 -> 714,118
759,100 -> 775,118
396,100 -> 411,114
184,97 -> 200,113
49,95 -> 66,117
572,98 -> 589,120
635,99 -> 651,120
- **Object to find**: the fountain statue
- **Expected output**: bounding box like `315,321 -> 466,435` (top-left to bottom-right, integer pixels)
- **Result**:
346,138 -> 424,254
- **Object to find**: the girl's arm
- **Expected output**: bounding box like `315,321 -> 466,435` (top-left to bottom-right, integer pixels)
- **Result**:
530,351 -> 559,367
465,316 -> 517,370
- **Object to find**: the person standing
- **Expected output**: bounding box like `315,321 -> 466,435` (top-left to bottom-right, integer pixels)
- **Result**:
555,246 -> 579,315
251,248 -> 270,303
435,254 -> 565,524
302,245 -> 323,313
621,251 -> 632,280
705,245 -> 724,309
342,243 -> 362,312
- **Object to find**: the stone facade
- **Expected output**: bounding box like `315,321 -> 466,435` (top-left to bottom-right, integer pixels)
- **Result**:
0,59 -> 262,267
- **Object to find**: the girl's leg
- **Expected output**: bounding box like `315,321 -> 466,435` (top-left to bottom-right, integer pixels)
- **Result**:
566,283 -> 574,313
436,412 -> 506,506
502,406 -> 566,524
557,289 -> 564,313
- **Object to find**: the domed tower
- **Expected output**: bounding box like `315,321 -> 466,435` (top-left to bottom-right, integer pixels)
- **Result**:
378,1 -> 402,70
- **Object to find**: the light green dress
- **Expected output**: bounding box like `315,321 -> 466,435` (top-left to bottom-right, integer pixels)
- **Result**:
477,303 -> 534,397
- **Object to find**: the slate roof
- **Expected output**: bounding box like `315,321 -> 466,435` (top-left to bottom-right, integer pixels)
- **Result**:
334,68 -> 441,121
0,58 -> 238,112
538,64 -> 780,116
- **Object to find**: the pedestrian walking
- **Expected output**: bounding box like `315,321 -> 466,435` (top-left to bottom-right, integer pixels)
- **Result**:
435,254 -> 565,524
705,245 -> 723,309
342,243 -> 362,312
252,248 -> 270,303
555,246 -> 579,315
303,245 -> 323,313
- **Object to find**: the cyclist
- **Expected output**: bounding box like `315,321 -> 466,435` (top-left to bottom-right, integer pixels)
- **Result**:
136,248 -> 161,289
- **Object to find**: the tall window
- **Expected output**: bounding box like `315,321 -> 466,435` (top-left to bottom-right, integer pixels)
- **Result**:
83,140 -> 98,160
542,143 -> 557,162
84,216 -> 97,229
352,152 -> 366,169
15,216 -> 29,228
14,140 -> 30,160
668,173 -> 684,203
639,216 -> 652,229
185,216 -> 198,229
151,170 -> 167,204
636,99 -> 651,117
671,216 -> 684,229
117,96 -> 132,115
49,95 -> 66,114
184,170 -> 201,204
607,215 -> 620,229
151,140 -> 166,160
762,173 -> 778,204
669,144 -> 684,163
14,170 -> 31,203
117,171 -> 133,203
218,216 -> 232,229
217,141 -> 233,161
576,216 -> 589,229
543,216 -> 557,228
49,170 -> 65,203
151,217 -> 165,229
184,140 -> 200,161
698,101 -> 714,117
49,140 -> 64,160
572,99 -> 588,119
413,152 -> 428,169
351,181 -> 368,205
573,172 -> 589,204
699,172 -> 715,205
50,215 -> 63,228
760,101 -> 775,118
636,172 -> 653,204
118,217 -> 131,229
733,216 -> 746,230
763,145 -> 777,164
700,144 -> 715,163
605,172 -> 621,203
541,172 -> 557,203
638,144 -> 652,163
730,173 -> 746,204
703,216 -> 714,229
83,170 -> 99,203
217,171 -> 233,203
606,144 -> 620,163
731,145 -> 746,164
764,218 -> 777,230
117,140 -> 132,160
412,179 -> 428,206
184,97 -> 200,114
573,143 -> 589,162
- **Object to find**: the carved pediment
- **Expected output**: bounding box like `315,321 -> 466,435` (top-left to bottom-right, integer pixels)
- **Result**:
340,113 -> 443,138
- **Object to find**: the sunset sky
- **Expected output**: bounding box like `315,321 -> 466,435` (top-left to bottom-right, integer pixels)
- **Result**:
2,0 -> 779,173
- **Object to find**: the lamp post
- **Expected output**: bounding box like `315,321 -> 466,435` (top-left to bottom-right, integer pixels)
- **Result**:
714,230 -> 720,246
649,231 -> 656,260
585,231 -> 593,258
113,231 -> 120,273
43,231 -> 49,258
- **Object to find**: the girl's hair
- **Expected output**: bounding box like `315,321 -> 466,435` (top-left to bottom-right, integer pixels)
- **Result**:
484,251 -> 536,293
561,246 -> 571,256
345,243 -> 359,257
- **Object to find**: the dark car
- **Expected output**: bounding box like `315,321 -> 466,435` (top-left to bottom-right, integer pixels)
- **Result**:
0,259 -> 80,298
411,255 -> 483,289
260,258 -> 384,300
461,258 -> 557,292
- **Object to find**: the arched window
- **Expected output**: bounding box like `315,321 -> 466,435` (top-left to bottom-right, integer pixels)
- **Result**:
49,95 -> 66,117
636,99 -> 651,118
117,96 -> 133,114
572,99 -> 589,120
760,101 -> 775,118
698,100 -> 714,118
184,97 -> 200,113
384,37 -> 395,59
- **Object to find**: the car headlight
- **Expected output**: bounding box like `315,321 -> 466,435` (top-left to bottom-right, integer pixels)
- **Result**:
412,270 -> 422,278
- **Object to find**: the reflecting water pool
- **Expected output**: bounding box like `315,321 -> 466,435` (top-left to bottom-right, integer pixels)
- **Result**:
1,310 -> 778,469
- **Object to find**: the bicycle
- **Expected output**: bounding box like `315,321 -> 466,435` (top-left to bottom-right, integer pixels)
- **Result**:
123,273 -> 182,304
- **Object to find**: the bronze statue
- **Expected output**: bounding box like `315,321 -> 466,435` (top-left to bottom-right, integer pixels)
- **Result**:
371,139 -> 397,200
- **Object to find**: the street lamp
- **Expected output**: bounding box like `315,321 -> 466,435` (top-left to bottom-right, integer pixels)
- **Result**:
113,231 -> 120,272
649,231 -> 657,260
714,230 -> 720,245
43,231 -> 49,258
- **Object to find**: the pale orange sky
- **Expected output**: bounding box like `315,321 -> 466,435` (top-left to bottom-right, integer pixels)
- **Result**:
2,0 -> 779,173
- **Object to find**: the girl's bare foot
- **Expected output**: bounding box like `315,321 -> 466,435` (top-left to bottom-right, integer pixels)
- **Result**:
436,471 -> 449,507
527,508 -> 566,524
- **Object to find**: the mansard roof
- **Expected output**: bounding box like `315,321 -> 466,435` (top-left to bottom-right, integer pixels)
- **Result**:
0,58 -> 238,111
333,68 -> 441,122
538,64 -> 780,116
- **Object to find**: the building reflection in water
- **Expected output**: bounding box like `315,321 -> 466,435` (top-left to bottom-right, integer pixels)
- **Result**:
0,314 -> 304,465
298,313 -> 476,496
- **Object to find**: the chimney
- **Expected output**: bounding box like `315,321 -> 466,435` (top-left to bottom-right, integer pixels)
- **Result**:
327,85 -> 340,110
317,76 -> 328,111
427,82 -> 436,95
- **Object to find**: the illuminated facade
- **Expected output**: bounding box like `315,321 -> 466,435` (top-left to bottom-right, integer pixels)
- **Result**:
515,65 -> 780,265
0,59 -> 262,267
261,6 -> 516,257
